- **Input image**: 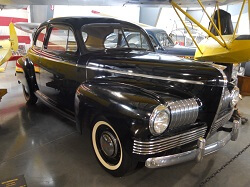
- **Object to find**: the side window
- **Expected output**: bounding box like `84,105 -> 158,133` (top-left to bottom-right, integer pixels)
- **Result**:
67,30 -> 77,52
35,27 -> 46,48
104,33 -> 119,48
149,36 -> 158,48
126,32 -> 150,50
47,26 -> 77,52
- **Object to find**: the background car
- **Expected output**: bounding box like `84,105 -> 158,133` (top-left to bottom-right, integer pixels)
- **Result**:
145,27 -> 196,58
104,26 -> 196,59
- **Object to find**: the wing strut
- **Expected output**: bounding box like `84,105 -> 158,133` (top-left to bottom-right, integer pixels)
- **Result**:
171,1 -> 228,49
197,0 -> 228,49
172,5 -> 203,54
216,2 -> 222,34
233,0 -> 246,39
208,4 -> 216,32
249,0 -> 250,33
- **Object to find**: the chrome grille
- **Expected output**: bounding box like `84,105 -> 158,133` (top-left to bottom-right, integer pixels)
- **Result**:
210,109 -> 234,134
168,98 -> 199,129
133,126 -> 207,155
209,87 -> 233,136
220,89 -> 232,111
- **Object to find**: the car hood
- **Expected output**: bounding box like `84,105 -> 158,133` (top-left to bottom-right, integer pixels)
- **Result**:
86,50 -> 226,87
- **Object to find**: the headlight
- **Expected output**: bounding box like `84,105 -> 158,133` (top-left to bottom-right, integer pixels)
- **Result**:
231,86 -> 240,106
149,105 -> 170,136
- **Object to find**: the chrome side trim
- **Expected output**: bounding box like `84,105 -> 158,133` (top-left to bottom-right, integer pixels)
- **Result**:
85,65 -> 204,85
168,98 -> 199,129
145,119 -> 240,168
133,126 -> 207,155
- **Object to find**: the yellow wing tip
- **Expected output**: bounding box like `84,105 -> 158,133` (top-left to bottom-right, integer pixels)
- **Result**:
9,22 -> 18,52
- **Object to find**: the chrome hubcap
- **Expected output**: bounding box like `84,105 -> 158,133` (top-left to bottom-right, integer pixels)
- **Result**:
100,131 -> 117,157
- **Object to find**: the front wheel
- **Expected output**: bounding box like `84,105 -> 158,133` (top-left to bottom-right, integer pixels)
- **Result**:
22,84 -> 37,105
91,117 -> 137,177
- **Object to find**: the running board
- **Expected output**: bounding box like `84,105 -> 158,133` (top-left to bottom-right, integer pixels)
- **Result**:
35,90 -> 75,123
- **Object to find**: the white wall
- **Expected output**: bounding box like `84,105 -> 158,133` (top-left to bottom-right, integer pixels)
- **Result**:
156,7 -> 186,34
53,5 -> 140,23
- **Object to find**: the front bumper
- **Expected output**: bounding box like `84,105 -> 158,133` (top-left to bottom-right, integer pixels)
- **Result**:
145,119 -> 241,168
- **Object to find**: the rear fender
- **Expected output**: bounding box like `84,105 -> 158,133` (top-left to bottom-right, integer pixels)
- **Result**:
16,57 -> 38,93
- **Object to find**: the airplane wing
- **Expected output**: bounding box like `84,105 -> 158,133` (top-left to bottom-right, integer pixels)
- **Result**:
0,0 -> 243,7
9,22 -> 18,52
0,5 -> 27,9
14,22 -> 40,33
0,22 -> 18,67
127,0 -> 242,6
0,40 -> 12,66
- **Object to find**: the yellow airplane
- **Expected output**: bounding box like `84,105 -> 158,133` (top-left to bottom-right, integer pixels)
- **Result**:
170,0 -> 250,64
89,0 -> 249,64
98,0 -> 250,64
0,22 -> 18,72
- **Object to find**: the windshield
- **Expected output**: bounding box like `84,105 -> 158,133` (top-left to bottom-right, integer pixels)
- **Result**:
155,32 -> 174,48
81,24 -> 152,52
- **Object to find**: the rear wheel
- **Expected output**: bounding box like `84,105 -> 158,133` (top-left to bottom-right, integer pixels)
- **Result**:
22,84 -> 37,105
91,117 -> 137,177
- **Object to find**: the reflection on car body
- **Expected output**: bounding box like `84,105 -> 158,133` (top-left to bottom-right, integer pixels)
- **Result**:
16,17 -> 241,177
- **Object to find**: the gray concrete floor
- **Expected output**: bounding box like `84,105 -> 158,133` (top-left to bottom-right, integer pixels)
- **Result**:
0,64 -> 250,187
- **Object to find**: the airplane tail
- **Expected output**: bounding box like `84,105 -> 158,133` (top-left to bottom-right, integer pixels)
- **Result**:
9,22 -> 18,52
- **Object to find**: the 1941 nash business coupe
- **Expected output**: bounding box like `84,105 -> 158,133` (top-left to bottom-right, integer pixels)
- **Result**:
16,17 -> 241,177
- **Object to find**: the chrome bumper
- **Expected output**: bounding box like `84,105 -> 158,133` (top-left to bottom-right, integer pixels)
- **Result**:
145,119 -> 241,169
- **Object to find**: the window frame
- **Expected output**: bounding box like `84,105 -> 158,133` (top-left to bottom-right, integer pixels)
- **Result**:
34,26 -> 47,48
80,23 -> 155,52
44,24 -> 78,54
155,32 -> 175,48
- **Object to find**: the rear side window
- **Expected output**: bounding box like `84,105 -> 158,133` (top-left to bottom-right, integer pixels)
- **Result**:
46,26 -> 77,52
81,24 -> 152,51
35,27 -> 46,48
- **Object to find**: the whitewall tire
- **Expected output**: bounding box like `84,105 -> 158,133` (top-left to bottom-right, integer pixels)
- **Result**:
91,117 -> 137,177
92,121 -> 123,170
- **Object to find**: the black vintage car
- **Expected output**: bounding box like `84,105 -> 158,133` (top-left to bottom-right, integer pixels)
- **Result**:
16,17 -> 241,177
145,27 -> 196,58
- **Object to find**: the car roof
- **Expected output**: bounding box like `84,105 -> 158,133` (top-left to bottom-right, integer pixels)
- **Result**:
40,16 -> 143,30
145,28 -> 168,34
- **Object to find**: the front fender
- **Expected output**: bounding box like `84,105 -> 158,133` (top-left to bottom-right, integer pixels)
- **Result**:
74,81 -> 164,140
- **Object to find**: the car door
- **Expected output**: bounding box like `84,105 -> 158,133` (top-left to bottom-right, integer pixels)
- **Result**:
38,24 -> 80,111
28,26 -> 47,86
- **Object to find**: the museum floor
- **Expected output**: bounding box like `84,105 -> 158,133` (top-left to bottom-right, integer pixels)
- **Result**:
0,64 -> 250,187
